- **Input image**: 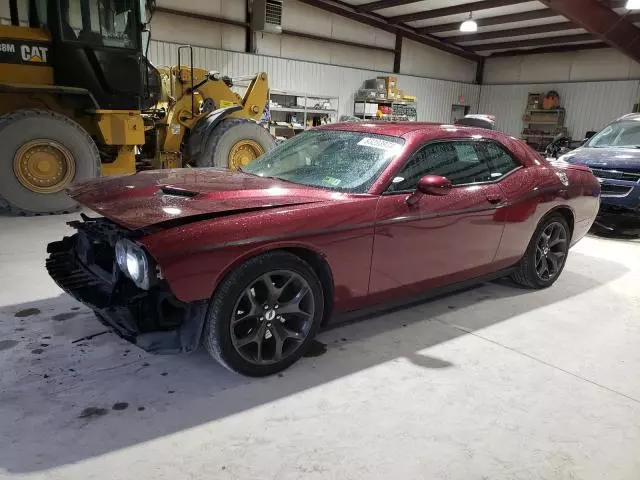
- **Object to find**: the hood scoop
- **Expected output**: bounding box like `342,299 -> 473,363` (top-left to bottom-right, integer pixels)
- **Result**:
160,186 -> 198,198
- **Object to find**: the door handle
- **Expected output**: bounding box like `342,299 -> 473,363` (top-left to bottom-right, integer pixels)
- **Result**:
486,194 -> 503,204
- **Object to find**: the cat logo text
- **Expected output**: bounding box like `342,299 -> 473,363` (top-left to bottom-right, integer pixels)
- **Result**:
20,45 -> 48,63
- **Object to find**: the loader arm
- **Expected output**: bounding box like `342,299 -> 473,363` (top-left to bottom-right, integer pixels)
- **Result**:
231,72 -> 269,121
156,70 -> 270,166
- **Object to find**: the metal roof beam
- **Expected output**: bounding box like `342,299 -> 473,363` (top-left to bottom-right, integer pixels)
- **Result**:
471,33 -> 595,51
355,0 -> 424,13
417,9 -> 558,34
539,0 -> 640,63
489,42 -> 609,57
387,0 -> 531,24
449,22 -> 575,42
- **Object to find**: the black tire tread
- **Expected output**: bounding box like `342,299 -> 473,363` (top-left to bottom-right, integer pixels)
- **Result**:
511,213 -> 570,289
0,109 -> 101,216
194,118 -> 275,169
204,251 -> 324,376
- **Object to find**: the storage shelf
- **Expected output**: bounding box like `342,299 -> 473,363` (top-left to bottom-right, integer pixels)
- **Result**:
271,107 -> 336,114
267,90 -> 338,138
524,120 -> 563,125
521,134 -> 556,139
526,109 -> 564,112
355,99 -> 416,105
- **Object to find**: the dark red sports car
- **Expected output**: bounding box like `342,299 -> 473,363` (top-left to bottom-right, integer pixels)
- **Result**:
47,122 -> 600,376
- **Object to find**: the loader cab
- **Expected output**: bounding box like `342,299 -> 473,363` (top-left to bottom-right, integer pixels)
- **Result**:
8,0 -> 160,110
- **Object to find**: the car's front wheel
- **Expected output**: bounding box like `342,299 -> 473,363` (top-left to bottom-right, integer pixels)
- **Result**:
512,214 -> 570,289
204,251 -> 324,376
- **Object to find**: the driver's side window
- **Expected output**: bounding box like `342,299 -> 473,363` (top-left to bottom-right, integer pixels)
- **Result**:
388,140 -> 492,193
62,0 -> 137,48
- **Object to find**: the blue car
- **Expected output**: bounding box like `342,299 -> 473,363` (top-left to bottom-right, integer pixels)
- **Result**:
559,114 -> 640,235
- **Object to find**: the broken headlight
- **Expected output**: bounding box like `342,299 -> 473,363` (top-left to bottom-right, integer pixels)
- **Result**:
115,239 -> 152,290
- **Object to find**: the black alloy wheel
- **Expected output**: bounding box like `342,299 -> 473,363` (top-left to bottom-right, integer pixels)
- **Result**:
512,214 -> 571,289
230,271 -> 315,365
534,221 -> 568,281
204,251 -> 324,376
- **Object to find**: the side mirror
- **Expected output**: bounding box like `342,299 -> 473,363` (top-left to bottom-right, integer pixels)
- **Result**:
417,175 -> 452,196
407,175 -> 452,206
583,131 -> 596,144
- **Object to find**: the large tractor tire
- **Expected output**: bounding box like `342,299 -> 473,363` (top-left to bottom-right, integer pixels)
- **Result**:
0,110 -> 101,215
192,118 -> 276,169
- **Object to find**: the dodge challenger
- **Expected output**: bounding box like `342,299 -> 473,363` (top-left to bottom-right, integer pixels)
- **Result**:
46,122 -> 600,376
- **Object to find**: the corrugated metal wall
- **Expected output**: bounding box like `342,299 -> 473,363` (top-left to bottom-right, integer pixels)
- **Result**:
478,81 -> 640,139
149,40 -> 480,124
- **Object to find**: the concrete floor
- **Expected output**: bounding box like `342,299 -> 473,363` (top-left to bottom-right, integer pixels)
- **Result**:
0,213 -> 639,480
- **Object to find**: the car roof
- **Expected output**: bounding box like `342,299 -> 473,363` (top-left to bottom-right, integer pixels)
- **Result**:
314,121 -> 495,139
615,113 -> 640,122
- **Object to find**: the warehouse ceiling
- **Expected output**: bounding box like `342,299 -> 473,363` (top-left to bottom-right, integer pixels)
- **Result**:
299,0 -> 640,62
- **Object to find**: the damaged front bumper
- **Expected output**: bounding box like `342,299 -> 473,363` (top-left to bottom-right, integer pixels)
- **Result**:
46,218 -> 208,354
595,203 -> 640,235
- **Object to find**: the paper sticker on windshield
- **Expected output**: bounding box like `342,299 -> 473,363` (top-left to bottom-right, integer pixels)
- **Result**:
324,176 -> 341,186
357,137 -> 398,150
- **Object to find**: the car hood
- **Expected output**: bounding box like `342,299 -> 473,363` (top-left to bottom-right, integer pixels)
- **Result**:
562,147 -> 640,170
68,168 -> 340,230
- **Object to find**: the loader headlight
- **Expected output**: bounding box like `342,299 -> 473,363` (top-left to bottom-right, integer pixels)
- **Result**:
115,239 -> 152,290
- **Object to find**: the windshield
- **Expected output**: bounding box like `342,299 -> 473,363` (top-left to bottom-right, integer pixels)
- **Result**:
242,130 -> 404,193
587,119 -> 640,148
63,0 -> 139,49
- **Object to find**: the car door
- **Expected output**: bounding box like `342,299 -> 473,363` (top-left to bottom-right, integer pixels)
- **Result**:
368,139 -> 506,303
482,140 -> 557,266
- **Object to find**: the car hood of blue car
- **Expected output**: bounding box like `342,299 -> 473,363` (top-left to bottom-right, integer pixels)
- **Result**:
561,147 -> 640,170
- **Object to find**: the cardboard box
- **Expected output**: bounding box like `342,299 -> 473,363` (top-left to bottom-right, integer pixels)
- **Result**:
355,102 -> 378,116
366,78 -> 387,93
378,75 -> 398,98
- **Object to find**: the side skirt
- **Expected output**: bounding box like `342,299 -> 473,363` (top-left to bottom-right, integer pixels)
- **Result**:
325,265 -> 517,329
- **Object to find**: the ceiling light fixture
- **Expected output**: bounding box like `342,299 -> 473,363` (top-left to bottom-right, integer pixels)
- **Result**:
626,0 -> 640,9
460,12 -> 478,32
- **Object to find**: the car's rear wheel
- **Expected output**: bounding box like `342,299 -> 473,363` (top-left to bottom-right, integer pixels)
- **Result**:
511,214 -> 570,289
203,251 -> 324,376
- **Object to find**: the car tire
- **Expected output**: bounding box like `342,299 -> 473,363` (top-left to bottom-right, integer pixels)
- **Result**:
203,251 -> 324,376
511,213 -> 571,289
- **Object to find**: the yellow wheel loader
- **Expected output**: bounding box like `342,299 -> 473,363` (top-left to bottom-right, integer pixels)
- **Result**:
0,0 -> 275,215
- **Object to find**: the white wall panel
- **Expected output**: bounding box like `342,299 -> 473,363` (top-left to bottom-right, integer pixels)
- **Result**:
150,12 -> 245,52
155,0 -> 245,21
281,0 -> 395,49
281,0 -> 333,38
400,38 -> 477,83
484,49 -> 640,84
278,35 -> 332,64
253,0 -> 396,71
256,35 -> 394,71
478,81 -> 640,139
149,40 -> 480,123
569,49 -> 637,82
